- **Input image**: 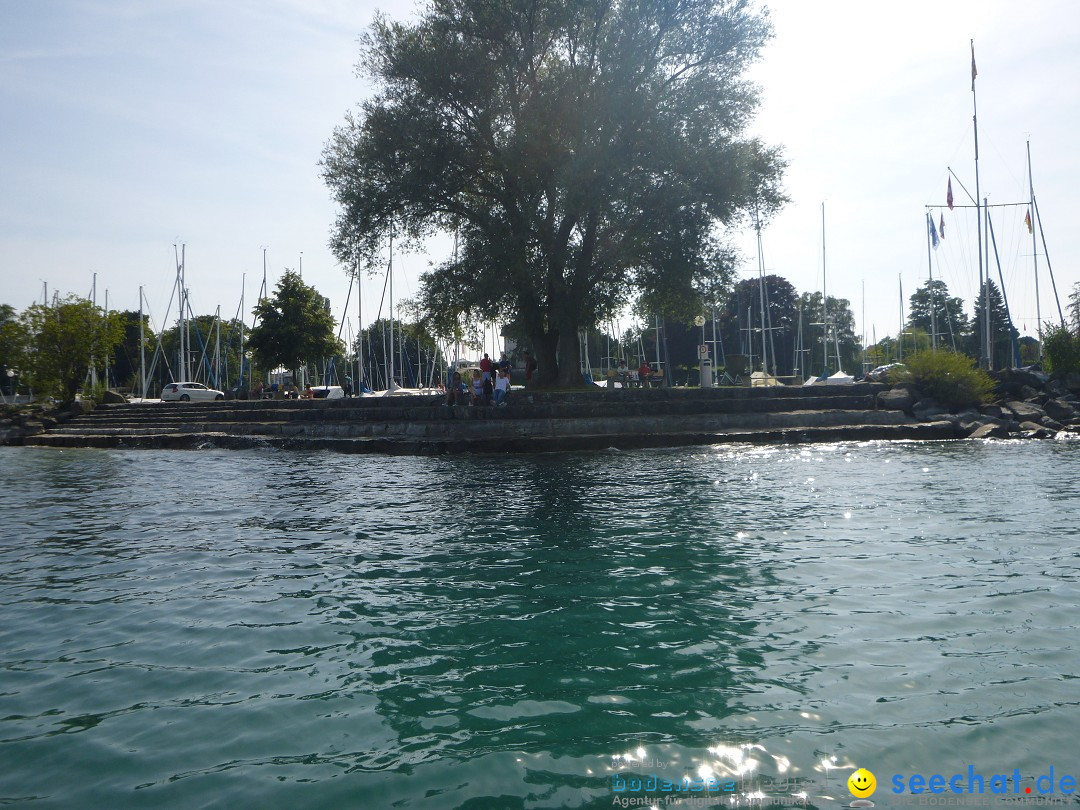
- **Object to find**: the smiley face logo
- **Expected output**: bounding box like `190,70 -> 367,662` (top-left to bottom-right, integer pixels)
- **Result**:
848,768 -> 877,798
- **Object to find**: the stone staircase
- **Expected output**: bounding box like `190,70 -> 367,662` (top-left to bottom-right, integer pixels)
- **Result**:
19,383 -> 958,454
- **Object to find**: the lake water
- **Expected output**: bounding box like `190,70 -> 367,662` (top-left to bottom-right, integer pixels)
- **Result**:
2,439 -> 1079,809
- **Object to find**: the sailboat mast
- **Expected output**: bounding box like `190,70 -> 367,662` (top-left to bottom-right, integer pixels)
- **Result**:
926,213 -> 937,350
1026,140 -> 1041,358
139,286 -> 146,398
755,214 -> 771,375
821,203 -> 829,376
971,40 -> 990,369
388,226 -> 395,390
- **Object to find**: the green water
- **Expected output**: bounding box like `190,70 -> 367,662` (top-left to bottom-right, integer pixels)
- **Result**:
1,440 -> 1079,809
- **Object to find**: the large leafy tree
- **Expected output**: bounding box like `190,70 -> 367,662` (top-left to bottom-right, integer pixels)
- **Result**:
17,296 -> 125,403
248,272 -> 342,385
797,291 -> 861,377
906,279 -> 969,352
715,274 -> 798,375
322,0 -> 784,386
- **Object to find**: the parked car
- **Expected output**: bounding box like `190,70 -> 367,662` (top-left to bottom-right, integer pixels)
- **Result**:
311,385 -> 345,399
161,382 -> 225,402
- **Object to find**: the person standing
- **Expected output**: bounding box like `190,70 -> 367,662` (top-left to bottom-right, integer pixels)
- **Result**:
524,352 -> 538,384
480,353 -> 493,383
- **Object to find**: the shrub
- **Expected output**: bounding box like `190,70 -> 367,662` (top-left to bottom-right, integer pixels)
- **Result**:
904,349 -> 994,408
1042,324 -> 1080,376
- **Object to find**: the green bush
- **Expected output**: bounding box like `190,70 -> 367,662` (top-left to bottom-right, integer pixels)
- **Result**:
1043,324 -> 1080,376
904,349 -> 994,408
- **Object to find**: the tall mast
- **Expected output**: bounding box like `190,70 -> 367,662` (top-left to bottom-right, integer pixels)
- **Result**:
388,226 -> 396,391
239,273 -> 245,391
1026,141 -> 1041,358
971,40 -> 989,368
755,213 -> 772,376
926,213 -> 937,350
139,286 -> 146,398
821,202 -> 829,376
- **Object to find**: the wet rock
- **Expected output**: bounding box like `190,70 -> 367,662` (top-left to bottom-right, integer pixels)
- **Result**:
1020,385 -> 1042,400
969,422 -> 1009,439
1040,416 -> 1065,431
878,388 -> 915,411
913,399 -> 948,421
1043,398 -> 1077,422
1006,401 -> 1045,421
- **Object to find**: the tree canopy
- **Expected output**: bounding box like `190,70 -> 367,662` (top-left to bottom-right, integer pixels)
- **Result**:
16,295 -> 125,403
322,0 -> 785,386
248,272 -> 342,384
906,279 -> 968,352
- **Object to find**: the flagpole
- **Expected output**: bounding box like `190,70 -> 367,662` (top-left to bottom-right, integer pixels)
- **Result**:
971,39 -> 989,369
926,214 -> 937,351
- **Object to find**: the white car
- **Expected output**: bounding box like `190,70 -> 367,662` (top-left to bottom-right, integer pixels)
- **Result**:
161,382 -> 225,402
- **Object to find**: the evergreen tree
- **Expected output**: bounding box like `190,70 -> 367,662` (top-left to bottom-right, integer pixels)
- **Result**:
907,279 -> 969,351
969,280 -> 1019,369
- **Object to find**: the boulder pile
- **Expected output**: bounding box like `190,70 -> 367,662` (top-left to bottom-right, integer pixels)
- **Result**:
877,367 -> 1080,440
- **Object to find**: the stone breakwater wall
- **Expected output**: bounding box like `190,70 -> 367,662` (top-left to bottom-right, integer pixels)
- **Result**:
4,383 -> 948,454
4,373 -> 1077,454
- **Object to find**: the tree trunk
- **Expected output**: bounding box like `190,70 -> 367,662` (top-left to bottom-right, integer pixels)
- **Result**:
554,313 -> 585,388
530,330 -> 560,388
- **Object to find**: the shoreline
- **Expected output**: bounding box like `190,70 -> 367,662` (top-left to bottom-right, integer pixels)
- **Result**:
4,378 -> 1077,454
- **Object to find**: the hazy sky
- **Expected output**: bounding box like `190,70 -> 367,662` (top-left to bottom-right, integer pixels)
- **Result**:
2,0 -> 1077,352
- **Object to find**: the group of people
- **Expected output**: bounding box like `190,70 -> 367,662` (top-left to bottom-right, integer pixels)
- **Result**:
611,359 -> 654,388
446,352 -> 514,406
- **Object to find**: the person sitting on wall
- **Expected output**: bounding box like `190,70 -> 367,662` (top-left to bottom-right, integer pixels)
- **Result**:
303,385 -> 314,399
493,367 -> 511,405
446,371 -> 467,405
469,369 -> 485,405
638,360 -> 652,388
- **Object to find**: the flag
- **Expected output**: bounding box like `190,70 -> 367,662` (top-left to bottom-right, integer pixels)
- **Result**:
929,214 -> 939,249
947,178 -> 954,210
1024,208 -> 1033,234
971,41 -> 978,91
939,213 -> 946,239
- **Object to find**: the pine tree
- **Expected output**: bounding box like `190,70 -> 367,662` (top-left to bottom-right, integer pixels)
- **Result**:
969,280 -> 1018,369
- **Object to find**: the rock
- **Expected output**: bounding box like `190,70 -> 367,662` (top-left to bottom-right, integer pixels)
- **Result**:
913,399 -> 948,421
878,388 -> 916,411
1043,398 -> 1077,422
1021,426 -> 1054,439
102,389 -> 127,404
1040,416 -> 1065,431
68,400 -> 95,416
1006,400 -> 1045,421
1065,372 -> 1080,394
1009,366 -> 1051,388
979,404 -> 1003,418
1020,385 -> 1042,400
1019,420 -> 1046,432
1047,380 -> 1068,397
969,423 -> 1009,439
